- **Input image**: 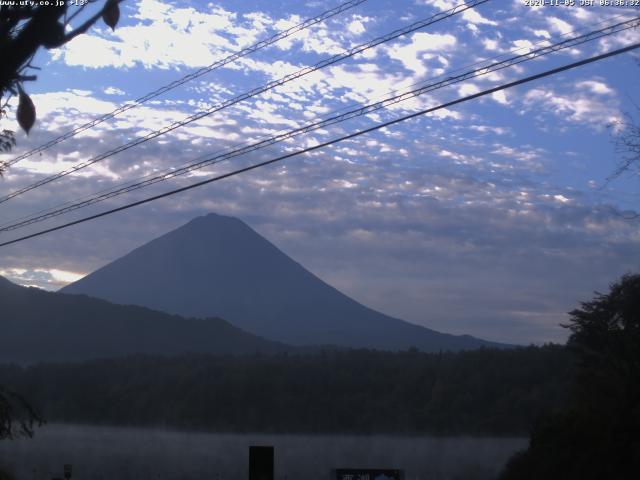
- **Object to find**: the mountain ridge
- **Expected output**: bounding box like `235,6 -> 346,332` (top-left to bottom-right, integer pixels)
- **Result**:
62,213 -> 509,352
0,275 -> 290,364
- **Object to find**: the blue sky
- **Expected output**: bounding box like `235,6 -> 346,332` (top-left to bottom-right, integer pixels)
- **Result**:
0,0 -> 639,344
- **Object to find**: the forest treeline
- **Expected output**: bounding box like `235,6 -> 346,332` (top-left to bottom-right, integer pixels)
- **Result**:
0,345 -> 572,435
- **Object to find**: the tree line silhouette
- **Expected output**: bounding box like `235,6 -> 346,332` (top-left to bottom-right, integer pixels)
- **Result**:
0,344 -> 571,435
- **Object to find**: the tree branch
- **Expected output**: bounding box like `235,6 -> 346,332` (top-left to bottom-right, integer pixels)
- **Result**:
65,4 -> 89,25
0,386 -> 44,440
62,0 -> 125,43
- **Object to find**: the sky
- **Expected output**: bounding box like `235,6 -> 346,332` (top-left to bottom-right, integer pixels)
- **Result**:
0,0 -> 639,345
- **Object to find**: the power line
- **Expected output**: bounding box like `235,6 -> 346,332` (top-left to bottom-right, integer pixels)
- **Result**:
6,10 -> 627,232
5,0 -> 369,167
0,0 -> 490,205
1,41 -> 637,248
1,16 -> 637,234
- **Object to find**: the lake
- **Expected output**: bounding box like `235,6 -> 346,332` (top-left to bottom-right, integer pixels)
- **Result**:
0,424 -> 527,480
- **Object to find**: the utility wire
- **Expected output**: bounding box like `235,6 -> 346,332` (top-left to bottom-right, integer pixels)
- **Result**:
0,0 -> 490,205
1,16 -> 637,234
1,41 -> 637,248
0,12 -> 633,229
7,10 -> 627,231
5,0 -> 369,166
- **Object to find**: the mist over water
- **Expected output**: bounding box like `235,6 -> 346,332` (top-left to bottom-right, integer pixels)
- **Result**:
0,424 -> 526,480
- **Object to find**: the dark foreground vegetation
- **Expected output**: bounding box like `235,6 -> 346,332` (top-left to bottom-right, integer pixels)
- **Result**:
500,273 -> 640,480
0,344 -> 571,436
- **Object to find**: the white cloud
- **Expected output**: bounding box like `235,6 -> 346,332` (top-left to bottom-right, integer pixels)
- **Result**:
0,267 -> 86,290
54,0 -> 268,70
420,0 -> 497,26
458,83 -> 480,97
523,86 -> 622,132
272,15 -> 346,55
104,86 -> 126,95
29,90 -> 117,128
469,125 -> 510,135
491,90 -> 509,105
547,16 -> 573,35
511,39 -> 536,53
52,34 -> 136,69
482,38 -> 499,51
385,32 -> 457,76
347,19 -> 366,35
48,269 -> 85,283
576,80 -> 615,96
491,144 -> 542,165
531,29 -> 551,39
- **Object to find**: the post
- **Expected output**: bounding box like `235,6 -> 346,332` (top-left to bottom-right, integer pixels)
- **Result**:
249,445 -> 274,480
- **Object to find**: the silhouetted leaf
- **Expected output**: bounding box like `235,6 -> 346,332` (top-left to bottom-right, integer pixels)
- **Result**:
17,88 -> 35,134
42,21 -> 65,49
102,1 -> 120,31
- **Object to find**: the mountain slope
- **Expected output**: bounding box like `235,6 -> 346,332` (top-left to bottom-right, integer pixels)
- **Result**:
0,276 -> 288,363
62,213 -> 507,351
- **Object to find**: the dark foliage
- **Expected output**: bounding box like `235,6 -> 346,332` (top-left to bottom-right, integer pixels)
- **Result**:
0,465 -> 13,480
0,345 -> 572,435
0,129 -> 14,154
0,103 -> 15,174
500,274 -> 640,480
0,1 -> 124,97
613,110 -> 640,181
0,0 -> 125,171
0,385 -> 42,440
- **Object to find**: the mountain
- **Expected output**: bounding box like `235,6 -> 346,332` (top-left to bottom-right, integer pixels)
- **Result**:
62,213 -> 507,351
0,276 -> 288,364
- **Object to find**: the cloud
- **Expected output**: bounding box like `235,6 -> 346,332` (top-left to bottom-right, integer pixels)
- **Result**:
491,90 -> 509,105
384,32 -> 457,76
104,87 -> 126,95
0,267 -> 85,289
54,0 -> 268,70
482,37 -> 499,51
468,125 -> 510,135
419,0 -> 497,27
347,15 -> 370,36
522,82 -> 622,132
546,16 -> 573,35
458,83 -> 480,97
576,80 -> 615,96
